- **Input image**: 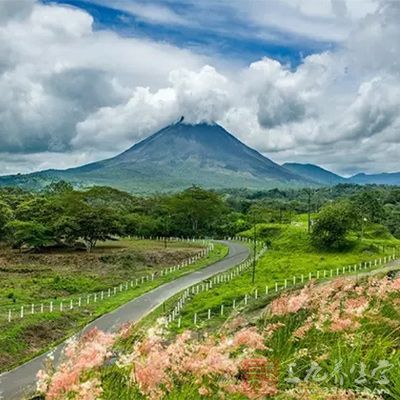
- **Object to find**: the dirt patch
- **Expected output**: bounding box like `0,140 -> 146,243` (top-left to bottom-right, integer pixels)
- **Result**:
23,317 -> 75,352
0,352 -> 14,370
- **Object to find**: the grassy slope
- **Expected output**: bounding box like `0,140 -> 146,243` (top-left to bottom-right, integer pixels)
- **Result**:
166,216 -> 399,332
0,241 -> 228,372
100,271 -> 400,400
0,239 -> 203,306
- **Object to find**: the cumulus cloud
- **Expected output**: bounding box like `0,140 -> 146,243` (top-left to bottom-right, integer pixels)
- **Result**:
0,1 -> 205,155
1,0 -> 400,176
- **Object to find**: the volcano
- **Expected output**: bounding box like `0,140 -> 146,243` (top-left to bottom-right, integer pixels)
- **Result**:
0,119 -> 311,192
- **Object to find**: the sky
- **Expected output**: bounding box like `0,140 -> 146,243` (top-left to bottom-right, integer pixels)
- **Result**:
0,0 -> 399,177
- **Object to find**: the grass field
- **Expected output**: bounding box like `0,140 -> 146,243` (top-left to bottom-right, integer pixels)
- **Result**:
89,271 -> 400,400
0,239 -> 228,372
160,216 -> 400,334
35,220 -> 400,399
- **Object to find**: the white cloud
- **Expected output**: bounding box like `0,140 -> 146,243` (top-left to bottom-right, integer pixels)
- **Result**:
0,1 -> 205,155
92,0 -> 189,26
0,0 -> 400,177
229,0 -> 378,43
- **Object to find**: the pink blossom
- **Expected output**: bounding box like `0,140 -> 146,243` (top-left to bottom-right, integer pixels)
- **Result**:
390,277 -> 400,291
264,322 -> 285,338
42,328 -> 115,400
293,321 -> 313,339
75,378 -> 103,400
198,386 -> 210,396
344,297 -> 369,316
330,318 -> 359,332
233,327 -> 266,350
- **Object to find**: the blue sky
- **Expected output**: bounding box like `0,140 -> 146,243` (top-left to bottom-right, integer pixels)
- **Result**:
45,0 -> 334,67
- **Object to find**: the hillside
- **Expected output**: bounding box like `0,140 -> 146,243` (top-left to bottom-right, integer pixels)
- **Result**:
35,218 -> 400,399
283,162 -> 346,185
349,171 -> 400,185
0,120 -> 311,192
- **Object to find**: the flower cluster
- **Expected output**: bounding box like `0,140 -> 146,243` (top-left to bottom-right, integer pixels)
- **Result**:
267,275 -> 400,338
36,275 -> 400,399
36,327 -> 115,400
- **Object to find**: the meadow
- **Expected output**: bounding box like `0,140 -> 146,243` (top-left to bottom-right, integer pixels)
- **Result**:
0,239 -> 228,372
160,216 -> 399,334
35,232 -> 400,399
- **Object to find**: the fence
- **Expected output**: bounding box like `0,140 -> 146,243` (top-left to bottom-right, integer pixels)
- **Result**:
167,249 -> 398,330
165,242 -> 267,325
2,238 -> 213,323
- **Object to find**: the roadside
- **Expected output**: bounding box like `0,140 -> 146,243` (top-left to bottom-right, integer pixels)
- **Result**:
0,241 -> 249,400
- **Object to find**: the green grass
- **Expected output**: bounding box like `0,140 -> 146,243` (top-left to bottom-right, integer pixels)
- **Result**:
0,238 -> 205,306
106,270 -> 400,400
163,218 -> 400,334
0,241 -> 228,372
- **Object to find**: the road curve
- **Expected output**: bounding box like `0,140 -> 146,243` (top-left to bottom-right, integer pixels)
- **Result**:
0,240 -> 249,400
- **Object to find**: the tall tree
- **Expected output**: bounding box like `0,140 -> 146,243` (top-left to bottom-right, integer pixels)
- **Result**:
311,201 -> 354,249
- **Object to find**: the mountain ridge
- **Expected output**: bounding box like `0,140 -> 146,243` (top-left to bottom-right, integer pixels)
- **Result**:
2,120 -> 400,192
283,162 -> 346,185
0,120 -> 312,192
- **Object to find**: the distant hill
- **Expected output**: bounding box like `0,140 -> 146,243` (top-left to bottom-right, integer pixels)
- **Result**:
0,119 -> 312,192
349,172 -> 400,185
282,162 -> 346,185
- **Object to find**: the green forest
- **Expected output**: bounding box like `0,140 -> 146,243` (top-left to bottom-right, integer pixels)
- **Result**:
1,182 -> 400,252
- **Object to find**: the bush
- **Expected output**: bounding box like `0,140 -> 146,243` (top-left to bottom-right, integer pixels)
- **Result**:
311,201 -> 354,250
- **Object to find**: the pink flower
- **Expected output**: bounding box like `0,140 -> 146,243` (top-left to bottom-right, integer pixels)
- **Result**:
75,378 -> 103,400
232,328 -> 266,350
264,322 -> 285,338
41,328 -> 115,400
133,343 -> 171,400
270,286 -> 311,316
293,321 -> 313,339
390,277 -> 400,291
344,297 -> 369,316
36,369 -> 49,393
330,318 -> 359,332
198,386 -> 210,396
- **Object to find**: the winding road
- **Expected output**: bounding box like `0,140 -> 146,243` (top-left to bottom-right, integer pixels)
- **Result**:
0,240 -> 249,400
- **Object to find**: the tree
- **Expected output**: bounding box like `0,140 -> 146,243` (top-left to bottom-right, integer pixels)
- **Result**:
44,180 -> 74,195
311,201 -> 354,249
75,206 -> 122,251
6,220 -> 53,250
168,186 -> 227,236
351,191 -> 385,240
15,197 -> 62,225
0,200 -> 13,240
123,213 -> 159,238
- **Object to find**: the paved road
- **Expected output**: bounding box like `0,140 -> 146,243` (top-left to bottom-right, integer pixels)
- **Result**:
0,241 -> 249,400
